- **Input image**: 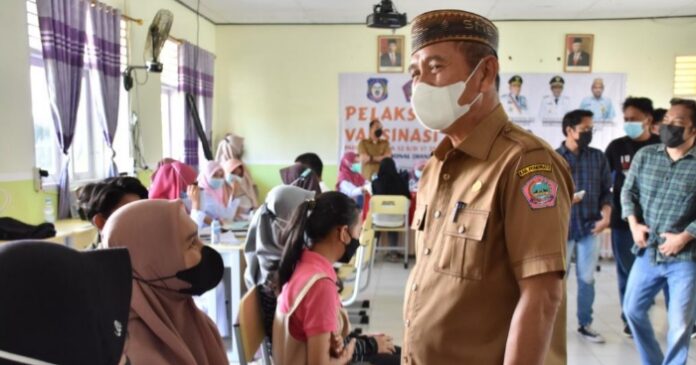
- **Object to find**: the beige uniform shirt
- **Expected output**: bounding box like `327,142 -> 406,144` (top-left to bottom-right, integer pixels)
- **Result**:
403,105 -> 573,364
357,139 -> 392,180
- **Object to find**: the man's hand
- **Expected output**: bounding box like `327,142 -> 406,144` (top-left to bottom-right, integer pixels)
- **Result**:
331,339 -> 355,365
371,334 -> 396,354
659,232 -> 692,256
629,221 -> 650,248
329,332 -> 344,358
592,218 -> 610,235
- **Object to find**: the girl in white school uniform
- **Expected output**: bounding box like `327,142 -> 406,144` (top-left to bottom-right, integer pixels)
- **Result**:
188,161 -> 241,228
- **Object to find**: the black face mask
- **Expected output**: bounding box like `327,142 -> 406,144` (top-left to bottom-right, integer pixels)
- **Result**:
135,246 -> 224,296
576,131 -> 593,148
338,237 -> 361,264
374,128 -> 383,138
660,124 -> 688,148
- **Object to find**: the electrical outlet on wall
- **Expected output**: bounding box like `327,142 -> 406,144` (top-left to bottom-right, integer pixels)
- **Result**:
32,167 -> 48,192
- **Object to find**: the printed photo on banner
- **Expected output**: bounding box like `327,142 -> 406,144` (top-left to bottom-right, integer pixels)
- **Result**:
564,34 -> 594,73
377,35 -> 405,73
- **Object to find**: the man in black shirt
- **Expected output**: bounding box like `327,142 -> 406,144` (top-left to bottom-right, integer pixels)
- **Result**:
605,97 -> 661,336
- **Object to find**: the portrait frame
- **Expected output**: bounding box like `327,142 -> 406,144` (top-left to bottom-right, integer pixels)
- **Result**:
564,34 -> 594,73
377,35 -> 405,73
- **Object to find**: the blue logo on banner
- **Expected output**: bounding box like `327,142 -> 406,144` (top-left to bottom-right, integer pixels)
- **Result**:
367,78 -> 388,103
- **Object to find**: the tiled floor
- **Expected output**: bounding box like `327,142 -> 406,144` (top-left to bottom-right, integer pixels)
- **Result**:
352,258 -> 696,365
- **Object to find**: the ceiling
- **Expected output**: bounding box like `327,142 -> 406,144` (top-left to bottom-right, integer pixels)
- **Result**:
174,0 -> 696,24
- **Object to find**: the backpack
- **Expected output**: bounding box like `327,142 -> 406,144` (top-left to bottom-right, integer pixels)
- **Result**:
0,217 -> 56,240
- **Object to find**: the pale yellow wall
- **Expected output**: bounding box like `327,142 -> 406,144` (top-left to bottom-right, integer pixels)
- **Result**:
214,19 -> 696,167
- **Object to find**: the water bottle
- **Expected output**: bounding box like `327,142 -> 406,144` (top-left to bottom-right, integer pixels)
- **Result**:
44,197 -> 55,223
210,220 -> 221,244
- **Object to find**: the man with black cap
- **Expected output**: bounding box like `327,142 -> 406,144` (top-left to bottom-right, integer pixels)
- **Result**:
568,37 -> 591,66
539,76 -> 572,123
501,75 -> 531,123
405,9 -> 573,365
0,241 -> 132,365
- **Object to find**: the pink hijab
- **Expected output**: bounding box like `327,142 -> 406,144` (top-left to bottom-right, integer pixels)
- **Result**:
198,161 -> 233,206
102,199 -> 228,365
149,160 -> 198,200
222,158 -> 259,208
337,152 -> 365,190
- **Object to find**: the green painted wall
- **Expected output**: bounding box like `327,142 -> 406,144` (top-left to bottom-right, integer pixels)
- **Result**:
0,164 -> 337,224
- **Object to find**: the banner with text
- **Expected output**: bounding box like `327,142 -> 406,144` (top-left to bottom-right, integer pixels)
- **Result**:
339,73 -> 627,169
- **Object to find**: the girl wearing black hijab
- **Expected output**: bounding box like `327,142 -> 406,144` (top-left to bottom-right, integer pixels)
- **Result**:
371,158 -> 411,262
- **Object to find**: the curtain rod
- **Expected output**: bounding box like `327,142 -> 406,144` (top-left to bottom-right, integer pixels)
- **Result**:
88,0 -> 143,25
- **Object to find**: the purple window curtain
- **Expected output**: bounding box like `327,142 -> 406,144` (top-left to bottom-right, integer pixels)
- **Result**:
37,0 -> 88,219
87,5 -> 121,177
178,42 -> 215,167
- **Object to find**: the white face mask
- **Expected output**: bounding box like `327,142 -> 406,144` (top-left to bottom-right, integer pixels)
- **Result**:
411,59 -> 484,131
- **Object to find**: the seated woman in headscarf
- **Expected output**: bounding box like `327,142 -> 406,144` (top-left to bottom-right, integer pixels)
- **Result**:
371,158 -> 411,262
103,200 -> 228,365
336,152 -> 367,209
0,241 -> 132,365
189,161 -> 241,228
149,159 -> 198,201
280,163 -> 322,196
222,158 -> 259,220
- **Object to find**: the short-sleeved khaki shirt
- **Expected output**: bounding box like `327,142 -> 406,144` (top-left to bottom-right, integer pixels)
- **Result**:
357,139 -> 392,180
402,105 -> 573,364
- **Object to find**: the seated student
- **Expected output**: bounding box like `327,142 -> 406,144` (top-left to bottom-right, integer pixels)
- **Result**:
336,152 -> 367,208
149,159 -> 198,201
77,176 -> 149,231
280,163 -> 323,196
371,158 -> 411,261
189,161 -> 241,228
103,200 -> 228,365
273,192 -> 398,365
222,158 -> 259,219
0,240 -> 132,365
296,152 -> 329,192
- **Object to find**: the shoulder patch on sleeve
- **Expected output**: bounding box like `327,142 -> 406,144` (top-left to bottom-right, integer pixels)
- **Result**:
517,163 -> 552,178
521,175 -> 558,209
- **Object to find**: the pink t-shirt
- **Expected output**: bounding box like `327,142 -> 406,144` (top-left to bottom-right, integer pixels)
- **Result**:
277,250 -> 340,341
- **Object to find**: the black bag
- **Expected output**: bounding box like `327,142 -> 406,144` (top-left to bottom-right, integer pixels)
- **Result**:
0,217 -> 56,240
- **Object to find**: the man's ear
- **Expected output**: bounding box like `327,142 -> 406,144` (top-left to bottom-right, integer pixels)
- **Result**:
92,214 -> 106,230
479,56 -> 500,93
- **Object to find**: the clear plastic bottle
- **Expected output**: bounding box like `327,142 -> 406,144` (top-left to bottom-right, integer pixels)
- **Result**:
44,197 -> 55,223
210,220 -> 221,244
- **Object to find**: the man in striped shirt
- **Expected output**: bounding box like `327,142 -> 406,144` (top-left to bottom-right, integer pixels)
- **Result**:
622,98 -> 696,365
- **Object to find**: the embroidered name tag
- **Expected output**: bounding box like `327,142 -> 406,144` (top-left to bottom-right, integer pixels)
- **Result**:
517,163 -> 552,177
522,175 -> 558,209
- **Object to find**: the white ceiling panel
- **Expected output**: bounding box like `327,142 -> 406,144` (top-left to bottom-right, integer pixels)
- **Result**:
174,0 -> 696,24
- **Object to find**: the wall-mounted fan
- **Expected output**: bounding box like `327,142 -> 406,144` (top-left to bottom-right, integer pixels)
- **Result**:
123,9 -> 173,91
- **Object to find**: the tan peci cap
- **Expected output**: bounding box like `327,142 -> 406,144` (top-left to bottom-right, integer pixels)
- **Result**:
410,9 -> 499,55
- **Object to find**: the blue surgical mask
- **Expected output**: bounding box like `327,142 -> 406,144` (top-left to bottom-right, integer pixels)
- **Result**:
208,178 -> 224,190
624,121 -> 645,139
351,163 -> 361,173
225,174 -> 241,185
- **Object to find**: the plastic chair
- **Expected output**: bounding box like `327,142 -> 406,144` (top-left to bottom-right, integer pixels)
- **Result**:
233,286 -> 272,365
368,195 -> 410,269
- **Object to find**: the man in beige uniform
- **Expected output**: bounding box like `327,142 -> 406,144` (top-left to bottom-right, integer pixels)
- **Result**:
358,119 -> 392,180
404,10 -> 573,364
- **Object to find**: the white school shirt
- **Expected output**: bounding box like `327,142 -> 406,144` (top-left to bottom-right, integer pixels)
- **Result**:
190,191 -> 241,228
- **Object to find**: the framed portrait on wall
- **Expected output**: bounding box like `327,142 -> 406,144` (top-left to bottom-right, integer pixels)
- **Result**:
377,35 -> 405,73
564,34 -> 594,73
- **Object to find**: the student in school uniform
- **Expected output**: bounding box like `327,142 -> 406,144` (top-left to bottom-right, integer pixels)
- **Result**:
188,161 -> 241,228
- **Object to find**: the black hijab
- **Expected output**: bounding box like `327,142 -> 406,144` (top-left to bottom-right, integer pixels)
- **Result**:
279,163 -> 322,196
0,241 -> 132,365
372,157 -> 411,200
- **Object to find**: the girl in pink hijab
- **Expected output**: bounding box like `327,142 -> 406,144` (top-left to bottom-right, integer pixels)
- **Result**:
222,158 -> 259,217
189,161 -> 240,227
102,199 -> 228,365
149,159 -> 198,200
337,152 -> 367,206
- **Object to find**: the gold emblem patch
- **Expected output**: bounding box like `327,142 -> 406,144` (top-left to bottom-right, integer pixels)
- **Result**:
517,163 -> 552,178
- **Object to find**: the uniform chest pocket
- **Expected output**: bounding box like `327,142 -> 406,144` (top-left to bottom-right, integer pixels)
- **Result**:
434,208 -> 490,280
